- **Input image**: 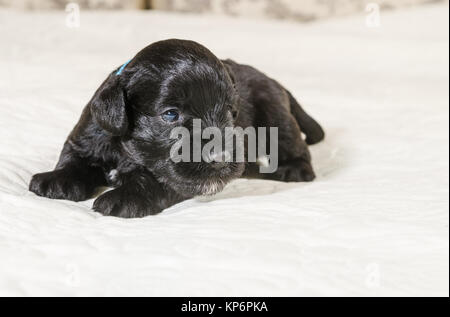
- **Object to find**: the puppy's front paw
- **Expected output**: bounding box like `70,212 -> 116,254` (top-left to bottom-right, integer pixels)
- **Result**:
93,187 -> 161,218
29,169 -> 92,202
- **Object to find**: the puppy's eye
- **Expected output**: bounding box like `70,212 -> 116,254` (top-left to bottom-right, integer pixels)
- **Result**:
162,110 -> 180,123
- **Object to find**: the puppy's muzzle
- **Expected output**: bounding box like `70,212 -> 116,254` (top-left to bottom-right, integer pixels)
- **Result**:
204,150 -> 232,169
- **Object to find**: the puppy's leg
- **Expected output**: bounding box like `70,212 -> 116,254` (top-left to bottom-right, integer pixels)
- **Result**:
263,151 -> 315,182
260,113 -> 316,183
29,142 -> 106,201
93,167 -> 182,218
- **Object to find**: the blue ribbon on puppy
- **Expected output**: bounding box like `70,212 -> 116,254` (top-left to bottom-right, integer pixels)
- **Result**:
116,59 -> 132,75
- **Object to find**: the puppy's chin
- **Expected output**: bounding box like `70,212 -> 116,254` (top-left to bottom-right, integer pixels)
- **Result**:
197,180 -> 226,196
193,163 -> 245,196
155,176 -> 227,197
167,175 -> 229,197
156,162 -> 245,197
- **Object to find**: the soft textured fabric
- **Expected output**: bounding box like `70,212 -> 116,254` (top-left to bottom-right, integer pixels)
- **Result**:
0,4 -> 448,296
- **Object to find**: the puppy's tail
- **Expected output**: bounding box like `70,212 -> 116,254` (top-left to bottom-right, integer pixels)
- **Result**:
287,90 -> 325,145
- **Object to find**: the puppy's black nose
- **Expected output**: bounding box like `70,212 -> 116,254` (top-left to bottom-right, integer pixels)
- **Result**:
205,150 -> 231,169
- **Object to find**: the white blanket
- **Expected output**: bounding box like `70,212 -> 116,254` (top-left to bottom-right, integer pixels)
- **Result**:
0,4 -> 448,296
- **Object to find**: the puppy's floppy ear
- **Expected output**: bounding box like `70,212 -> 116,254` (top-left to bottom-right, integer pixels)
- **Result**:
90,74 -> 128,136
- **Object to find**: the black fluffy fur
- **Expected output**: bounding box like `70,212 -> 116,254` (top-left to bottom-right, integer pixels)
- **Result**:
29,39 -> 325,218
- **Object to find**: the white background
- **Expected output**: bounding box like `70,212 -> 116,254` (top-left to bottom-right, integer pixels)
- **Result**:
0,3 -> 448,296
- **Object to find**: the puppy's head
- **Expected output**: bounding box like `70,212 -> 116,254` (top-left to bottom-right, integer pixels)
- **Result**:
90,39 -> 244,196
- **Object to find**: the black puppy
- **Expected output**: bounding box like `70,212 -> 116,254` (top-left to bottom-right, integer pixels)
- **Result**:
29,39 -> 324,218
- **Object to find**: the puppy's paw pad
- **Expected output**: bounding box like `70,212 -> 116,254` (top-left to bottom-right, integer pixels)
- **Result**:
29,170 -> 90,201
273,161 -> 316,183
92,190 -> 122,216
298,161 -> 316,182
93,188 -> 161,218
29,173 -> 50,196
